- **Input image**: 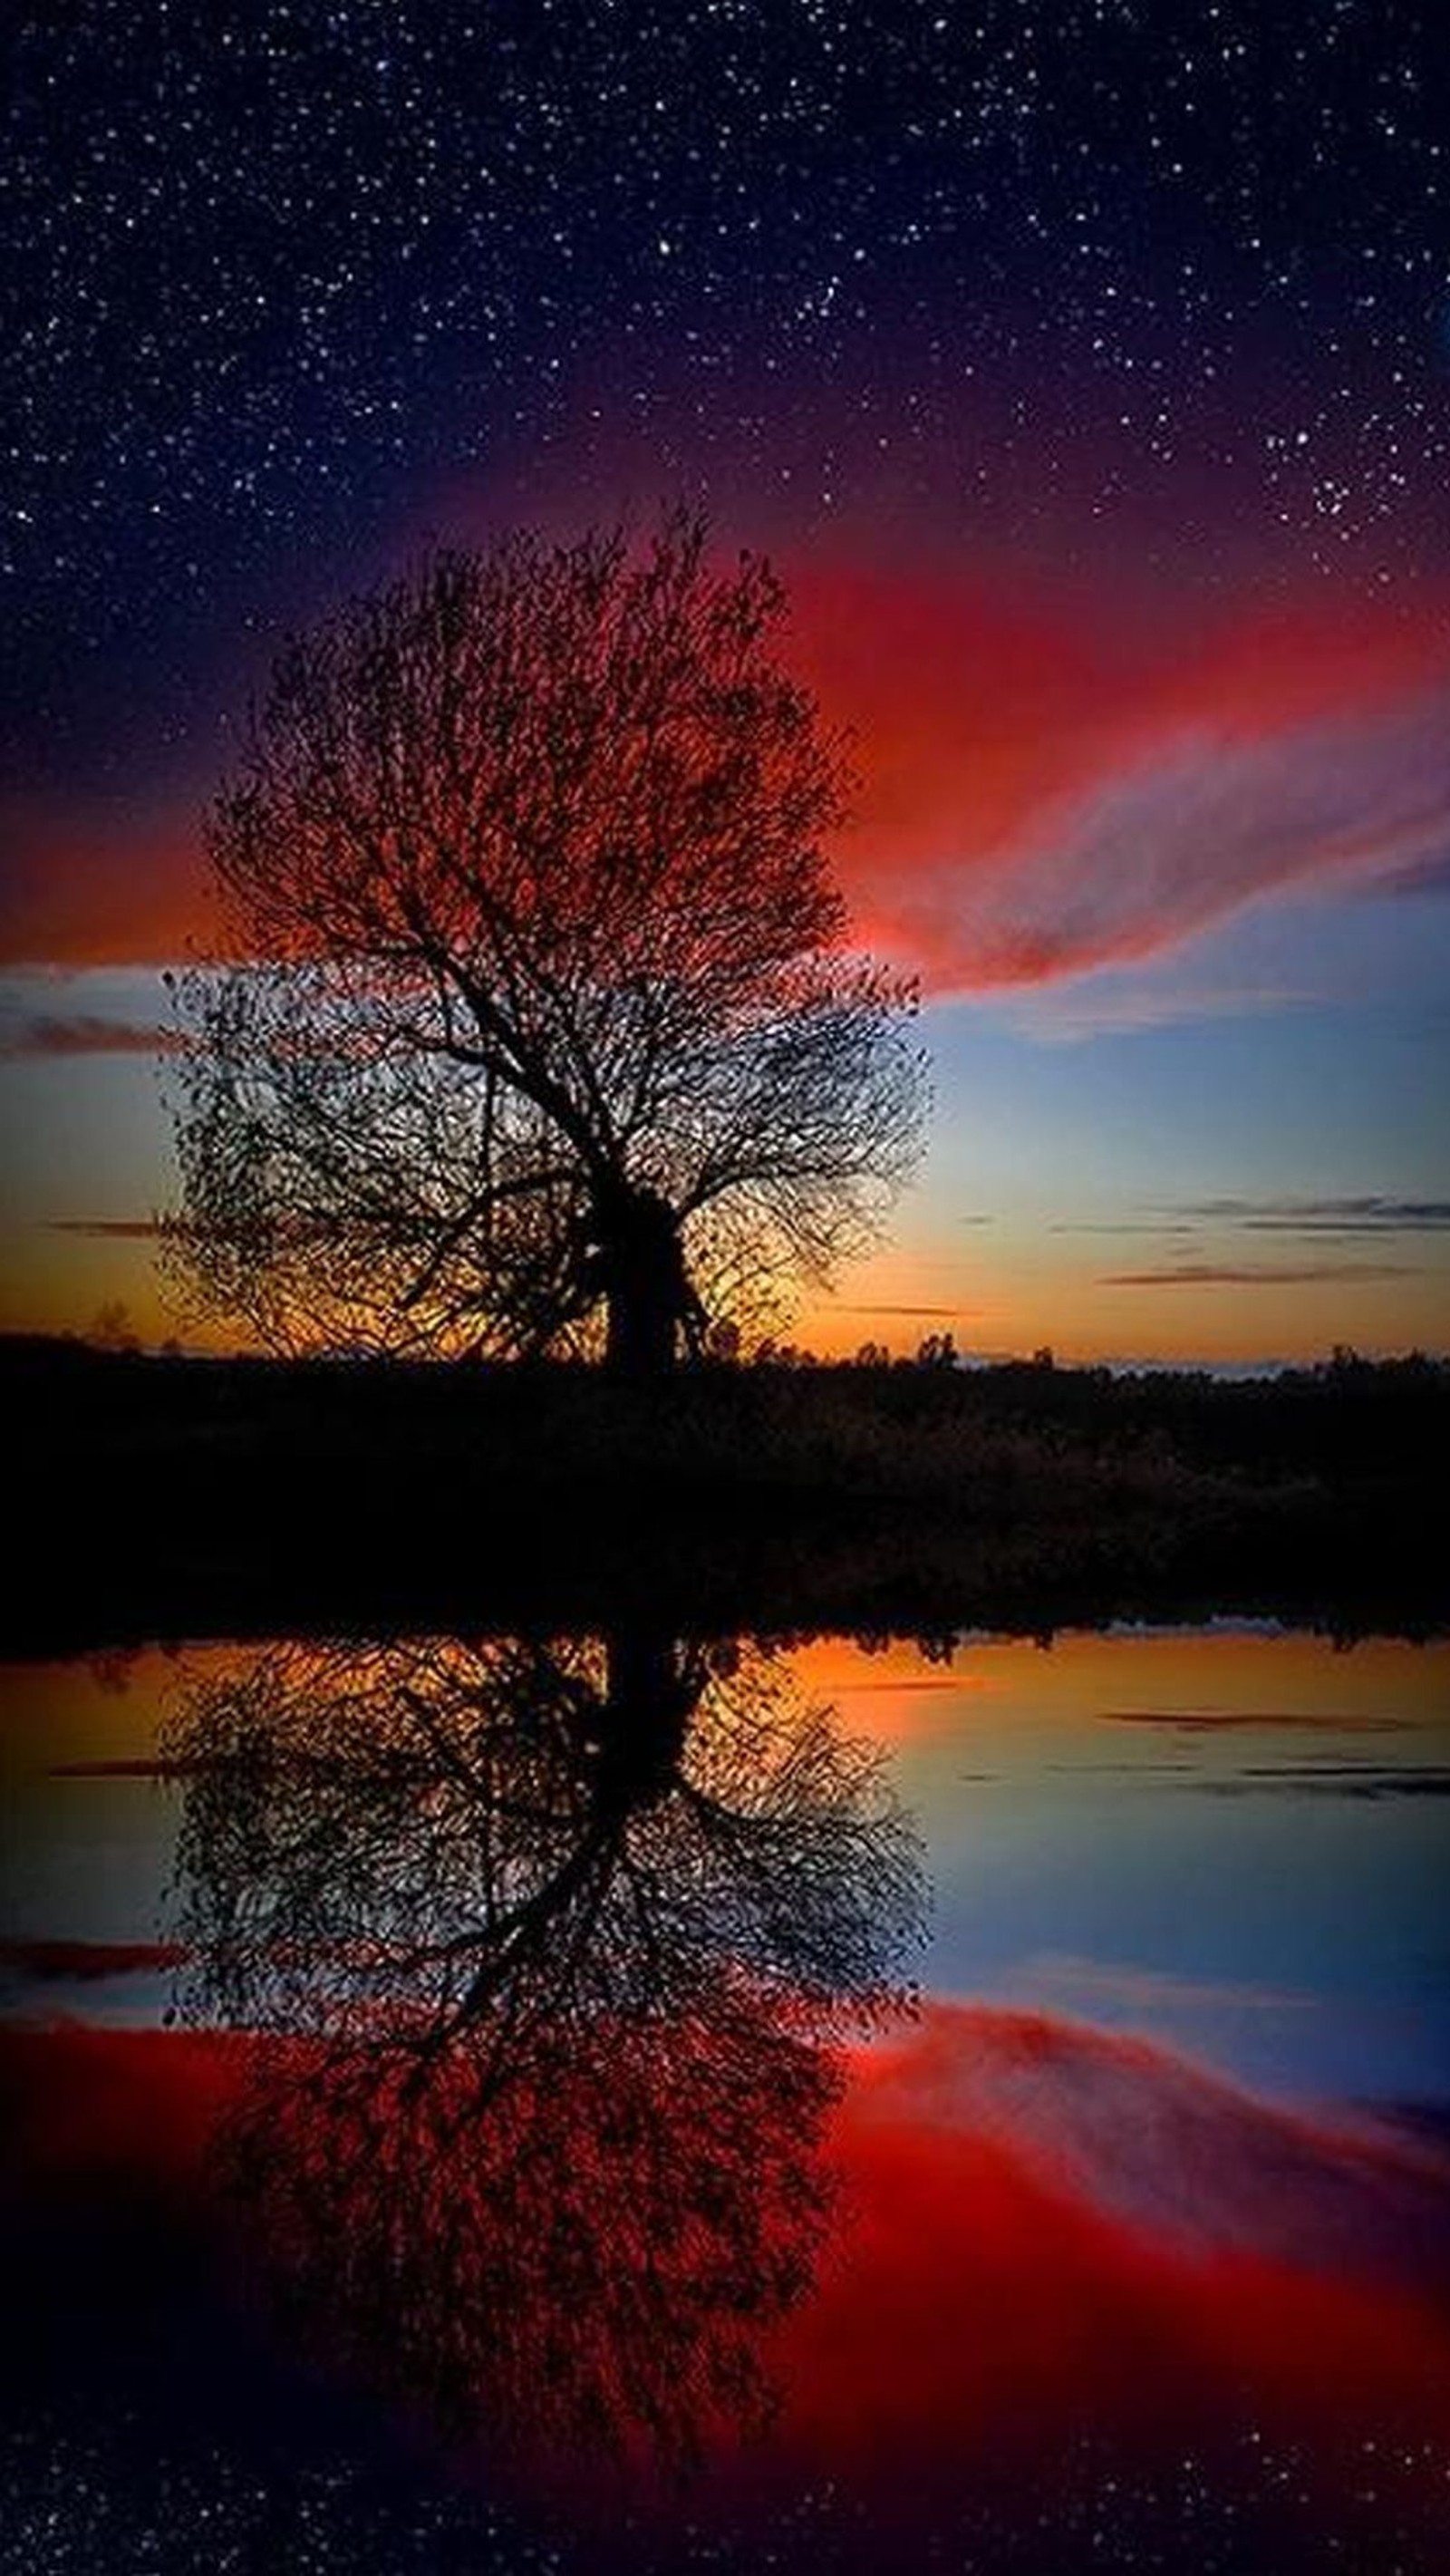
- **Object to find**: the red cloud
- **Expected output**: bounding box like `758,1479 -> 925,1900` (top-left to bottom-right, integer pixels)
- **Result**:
5,563 -> 1449,987
787,563 -> 1450,985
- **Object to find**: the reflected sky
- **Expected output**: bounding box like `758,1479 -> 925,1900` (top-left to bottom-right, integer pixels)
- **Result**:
3,1621 -> 1448,2569
5,1623 -> 1446,2104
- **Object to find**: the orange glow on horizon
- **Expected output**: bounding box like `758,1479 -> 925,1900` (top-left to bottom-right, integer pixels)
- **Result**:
3,1247 -> 1444,1369
787,1627 -> 1448,1750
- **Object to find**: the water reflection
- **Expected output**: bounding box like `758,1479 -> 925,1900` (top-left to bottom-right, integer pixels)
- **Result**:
162,1630 -> 926,2461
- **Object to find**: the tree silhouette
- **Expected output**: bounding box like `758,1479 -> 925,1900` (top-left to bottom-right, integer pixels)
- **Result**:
164,516 -> 926,1369
163,1631 -> 925,2461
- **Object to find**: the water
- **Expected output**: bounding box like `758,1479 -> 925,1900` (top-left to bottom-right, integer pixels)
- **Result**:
3,1622 -> 1448,2571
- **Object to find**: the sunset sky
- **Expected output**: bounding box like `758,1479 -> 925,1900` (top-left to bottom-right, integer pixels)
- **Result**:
4,1 -> 1448,1362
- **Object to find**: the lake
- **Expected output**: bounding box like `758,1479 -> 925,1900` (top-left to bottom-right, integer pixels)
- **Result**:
4,1620 -> 1447,2571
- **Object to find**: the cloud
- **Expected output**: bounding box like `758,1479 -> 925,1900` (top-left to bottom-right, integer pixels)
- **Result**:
897,686 -> 1450,990
853,2001 -> 1450,2279
1175,1196 -> 1450,1237
1194,1765 -> 1450,1800
1099,1261 -> 1422,1287
1097,1707 -> 1410,1732
998,981 -> 1310,1042
1013,1953 -> 1316,2017
768,2003 -> 1450,2498
46,1217 -> 169,1239
791,562 -> 1450,991
1059,1200 -> 1450,1263
5,557 -> 1450,994
842,1303 -> 967,1318
1368,844 -> 1450,897
0,1939 -> 181,1983
0,1013 -> 183,1059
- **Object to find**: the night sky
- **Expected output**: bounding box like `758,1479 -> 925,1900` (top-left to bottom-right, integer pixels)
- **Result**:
3,0 -> 1448,1360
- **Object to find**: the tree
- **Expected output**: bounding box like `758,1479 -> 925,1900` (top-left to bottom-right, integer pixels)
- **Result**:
914,1328 -> 959,1370
164,513 -> 927,1370
163,1629 -> 924,2456
88,1298 -> 139,1352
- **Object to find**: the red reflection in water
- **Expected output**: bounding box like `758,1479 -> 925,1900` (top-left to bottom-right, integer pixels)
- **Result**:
773,2010 -> 1450,2488
4,2009 -> 1448,2564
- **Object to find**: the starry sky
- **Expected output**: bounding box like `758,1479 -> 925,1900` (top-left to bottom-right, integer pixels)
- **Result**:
3,0 -> 1448,1361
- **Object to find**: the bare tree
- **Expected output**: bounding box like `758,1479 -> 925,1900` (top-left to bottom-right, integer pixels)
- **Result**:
162,1630 -> 924,2457
163,512 -> 926,1368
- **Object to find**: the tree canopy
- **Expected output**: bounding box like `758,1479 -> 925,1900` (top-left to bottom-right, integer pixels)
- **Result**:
165,1630 -> 923,2455
165,512 -> 926,1366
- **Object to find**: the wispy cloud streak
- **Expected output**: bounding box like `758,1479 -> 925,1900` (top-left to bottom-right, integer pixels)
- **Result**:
46,1217 -> 169,1239
1177,1196 -> 1450,1236
1100,1261 -> 1422,1288
0,1014 -> 181,1060
903,684 -> 1450,990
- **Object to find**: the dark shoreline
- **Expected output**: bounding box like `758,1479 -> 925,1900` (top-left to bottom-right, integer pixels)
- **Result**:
9,1336 -> 1445,1652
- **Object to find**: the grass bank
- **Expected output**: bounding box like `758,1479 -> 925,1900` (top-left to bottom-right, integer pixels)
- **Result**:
8,1339 -> 1445,1650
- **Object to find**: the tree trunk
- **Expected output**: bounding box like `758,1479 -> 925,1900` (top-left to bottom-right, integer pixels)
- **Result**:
593,1628 -> 701,1819
596,1184 -> 697,1376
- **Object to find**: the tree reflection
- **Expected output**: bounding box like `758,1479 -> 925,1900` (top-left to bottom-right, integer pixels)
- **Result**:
164,1631 -> 925,2462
